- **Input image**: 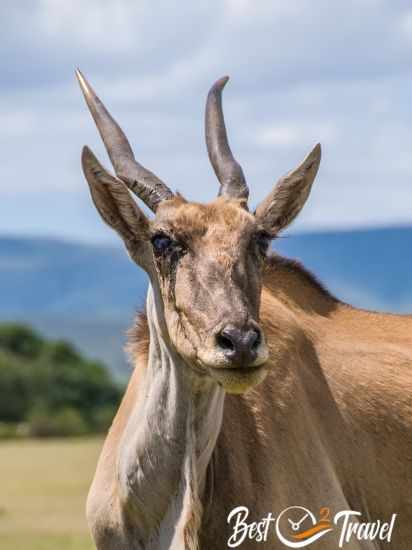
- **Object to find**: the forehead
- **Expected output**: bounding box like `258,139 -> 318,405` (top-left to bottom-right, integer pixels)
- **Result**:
152,196 -> 257,240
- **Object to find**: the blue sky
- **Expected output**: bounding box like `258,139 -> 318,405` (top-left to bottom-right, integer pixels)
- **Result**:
2,0 -> 412,243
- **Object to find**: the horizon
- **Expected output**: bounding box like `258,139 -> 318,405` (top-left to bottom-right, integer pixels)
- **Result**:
1,222 -> 412,247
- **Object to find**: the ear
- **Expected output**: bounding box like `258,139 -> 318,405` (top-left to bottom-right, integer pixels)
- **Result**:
81,146 -> 150,260
255,143 -> 321,233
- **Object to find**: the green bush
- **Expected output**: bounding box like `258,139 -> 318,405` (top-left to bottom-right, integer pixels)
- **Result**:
0,324 -> 43,359
0,421 -> 19,439
0,323 -> 123,438
28,406 -> 89,438
0,352 -> 32,421
90,404 -> 118,432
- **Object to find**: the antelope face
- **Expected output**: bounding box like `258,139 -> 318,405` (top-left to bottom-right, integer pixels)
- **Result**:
78,71 -> 321,393
149,196 -> 270,391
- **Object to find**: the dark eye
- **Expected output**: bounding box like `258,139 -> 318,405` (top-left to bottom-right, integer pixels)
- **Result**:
255,231 -> 271,255
151,233 -> 173,254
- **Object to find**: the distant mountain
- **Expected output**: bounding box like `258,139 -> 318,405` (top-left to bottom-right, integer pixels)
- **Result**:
0,236 -> 147,318
275,226 -> 412,313
0,236 -> 147,377
0,228 -> 411,376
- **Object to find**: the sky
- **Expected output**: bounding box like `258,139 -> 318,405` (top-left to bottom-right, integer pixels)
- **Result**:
2,0 -> 412,243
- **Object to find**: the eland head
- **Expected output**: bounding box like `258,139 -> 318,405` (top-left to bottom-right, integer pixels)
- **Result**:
77,71 -> 320,393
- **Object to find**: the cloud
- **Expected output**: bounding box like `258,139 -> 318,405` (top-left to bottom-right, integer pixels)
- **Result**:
2,0 -> 412,241
255,123 -> 340,148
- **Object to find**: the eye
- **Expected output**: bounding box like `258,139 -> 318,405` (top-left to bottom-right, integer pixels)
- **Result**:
151,233 -> 173,254
151,232 -> 186,257
254,230 -> 272,255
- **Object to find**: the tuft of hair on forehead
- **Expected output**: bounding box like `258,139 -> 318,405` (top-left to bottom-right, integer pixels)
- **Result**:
155,195 -> 255,237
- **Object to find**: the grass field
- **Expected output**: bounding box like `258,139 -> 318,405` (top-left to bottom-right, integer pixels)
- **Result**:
0,437 -> 103,550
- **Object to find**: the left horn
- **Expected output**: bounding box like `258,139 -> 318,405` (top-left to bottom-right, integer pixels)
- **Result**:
205,76 -> 249,200
76,69 -> 174,212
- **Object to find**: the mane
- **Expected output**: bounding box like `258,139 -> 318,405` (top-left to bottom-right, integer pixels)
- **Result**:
126,311 -> 149,368
126,253 -> 338,367
265,252 -> 339,303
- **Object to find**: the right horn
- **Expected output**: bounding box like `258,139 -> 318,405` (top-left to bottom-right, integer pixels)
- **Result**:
205,77 -> 249,200
76,69 -> 174,212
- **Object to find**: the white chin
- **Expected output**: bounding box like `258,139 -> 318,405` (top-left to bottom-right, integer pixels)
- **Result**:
207,365 -> 268,394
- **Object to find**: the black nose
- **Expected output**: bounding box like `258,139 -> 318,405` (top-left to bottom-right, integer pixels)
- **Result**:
216,324 -> 261,366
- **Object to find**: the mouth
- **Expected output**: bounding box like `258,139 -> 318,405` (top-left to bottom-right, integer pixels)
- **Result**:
207,363 -> 268,393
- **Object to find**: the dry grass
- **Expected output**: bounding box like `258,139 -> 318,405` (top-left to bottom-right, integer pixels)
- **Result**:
0,437 -> 103,550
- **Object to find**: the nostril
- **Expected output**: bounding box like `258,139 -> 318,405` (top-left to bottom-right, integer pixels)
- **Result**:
216,331 -> 235,352
216,326 -> 262,359
250,329 -> 261,351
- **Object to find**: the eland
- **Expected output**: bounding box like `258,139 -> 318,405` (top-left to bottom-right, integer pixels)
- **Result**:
77,71 -> 412,549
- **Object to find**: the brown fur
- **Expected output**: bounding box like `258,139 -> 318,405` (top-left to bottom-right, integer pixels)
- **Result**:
118,254 -> 412,548
82,135 -> 411,548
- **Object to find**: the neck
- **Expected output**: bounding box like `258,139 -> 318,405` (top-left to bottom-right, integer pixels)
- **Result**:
118,285 -> 225,549
263,254 -> 339,317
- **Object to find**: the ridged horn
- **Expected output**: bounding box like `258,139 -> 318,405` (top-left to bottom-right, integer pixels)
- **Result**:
205,76 -> 249,200
76,69 -> 174,212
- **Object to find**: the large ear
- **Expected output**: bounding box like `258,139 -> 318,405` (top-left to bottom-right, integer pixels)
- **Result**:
81,146 -> 150,262
255,143 -> 321,233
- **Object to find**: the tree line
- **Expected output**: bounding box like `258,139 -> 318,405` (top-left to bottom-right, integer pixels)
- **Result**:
0,323 -> 123,437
